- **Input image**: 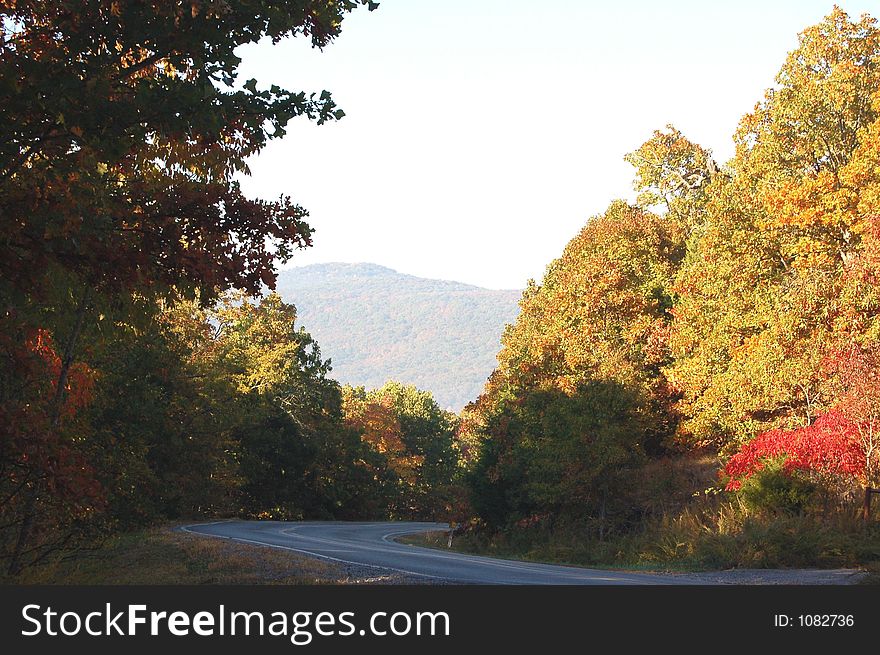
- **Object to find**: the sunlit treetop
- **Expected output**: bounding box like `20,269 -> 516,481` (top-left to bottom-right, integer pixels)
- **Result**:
1,1 -> 379,179
733,6 -> 880,265
625,124 -> 719,226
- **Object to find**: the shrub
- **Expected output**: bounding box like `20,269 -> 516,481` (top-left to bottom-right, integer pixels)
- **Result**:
724,411 -> 865,491
737,457 -> 819,516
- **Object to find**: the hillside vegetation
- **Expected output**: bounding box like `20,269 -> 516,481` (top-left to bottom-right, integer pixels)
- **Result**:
276,263 -> 521,411
0,1 -> 466,577
457,7 -> 880,570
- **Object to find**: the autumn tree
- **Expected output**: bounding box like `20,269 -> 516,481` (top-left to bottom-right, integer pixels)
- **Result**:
735,6 -> 880,268
356,382 -> 459,519
492,200 -> 685,446
467,200 -> 685,530
625,124 -> 720,230
823,345 -> 880,488
341,386 -> 423,516
0,0 -> 377,573
669,7 -> 880,450
0,326 -> 103,567
468,8 -> 880,532
1,1 -> 373,300
207,293 -> 375,519
723,410 -> 865,493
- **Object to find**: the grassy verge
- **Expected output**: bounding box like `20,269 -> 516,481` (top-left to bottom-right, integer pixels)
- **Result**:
0,524 -> 341,585
403,453 -> 880,577
395,530 -> 702,572
400,507 -> 880,577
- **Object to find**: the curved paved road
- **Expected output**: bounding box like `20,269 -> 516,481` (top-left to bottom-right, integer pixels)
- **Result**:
181,520 -> 684,584
181,520 -> 863,585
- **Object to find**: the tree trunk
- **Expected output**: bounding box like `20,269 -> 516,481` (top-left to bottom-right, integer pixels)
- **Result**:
7,288 -> 91,576
598,490 -> 608,542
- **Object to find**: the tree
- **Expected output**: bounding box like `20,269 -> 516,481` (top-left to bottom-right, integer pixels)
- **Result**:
669,7 -> 880,450
491,200 -> 685,450
1,1 -> 378,301
0,325 -> 104,568
359,382 -> 459,519
208,293 -> 368,519
85,297 -> 240,526
341,386 -> 422,516
723,410 -> 865,493
625,124 -> 719,230
468,8 -> 880,531
823,345 -> 880,488
0,0 -> 377,573
466,199 -> 685,530
734,6 -> 880,268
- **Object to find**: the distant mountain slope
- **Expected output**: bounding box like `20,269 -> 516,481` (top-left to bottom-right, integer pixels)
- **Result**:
275,263 -> 522,411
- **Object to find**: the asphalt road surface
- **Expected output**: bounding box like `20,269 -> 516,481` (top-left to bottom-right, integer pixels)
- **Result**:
183,520 -> 688,584
178,520 -> 856,585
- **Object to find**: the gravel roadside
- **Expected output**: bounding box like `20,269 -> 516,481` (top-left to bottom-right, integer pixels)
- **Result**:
661,568 -> 867,585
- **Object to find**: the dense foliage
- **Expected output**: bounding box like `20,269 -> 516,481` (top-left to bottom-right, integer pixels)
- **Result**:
5,2 -> 880,578
464,8 -> 880,543
464,200 -> 685,532
723,411 -> 865,491
342,381 -> 459,518
0,1 -> 395,574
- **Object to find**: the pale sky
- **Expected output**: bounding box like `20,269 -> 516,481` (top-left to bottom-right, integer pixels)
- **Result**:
236,1 -> 877,290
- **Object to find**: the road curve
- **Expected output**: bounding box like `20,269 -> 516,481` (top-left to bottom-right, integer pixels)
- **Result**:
181,520 -> 693,584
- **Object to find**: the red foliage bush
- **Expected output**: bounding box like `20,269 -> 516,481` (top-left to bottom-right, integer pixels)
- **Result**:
724,410 -> 865,491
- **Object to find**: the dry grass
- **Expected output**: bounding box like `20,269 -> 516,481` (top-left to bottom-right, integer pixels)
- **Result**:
403,451 -> 880,575
415,500 -> 880,574
398,531 -> 452,550
2,524 -> 344,585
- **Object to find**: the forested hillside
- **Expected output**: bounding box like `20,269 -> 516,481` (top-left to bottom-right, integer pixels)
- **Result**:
459,7 -> 880,569
275,263 -> 521,410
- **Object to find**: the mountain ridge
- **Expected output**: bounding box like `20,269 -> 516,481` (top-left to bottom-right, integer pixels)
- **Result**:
275,263 -> 522,410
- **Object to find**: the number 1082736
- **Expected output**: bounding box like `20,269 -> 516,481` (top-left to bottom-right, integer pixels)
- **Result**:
774,614 -> 854,627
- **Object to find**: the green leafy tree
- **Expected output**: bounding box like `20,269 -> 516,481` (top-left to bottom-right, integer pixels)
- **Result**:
351,382 -> 459,518
467,200 -> 684,529
209,293 -> 373,518
86,301 -> 240,527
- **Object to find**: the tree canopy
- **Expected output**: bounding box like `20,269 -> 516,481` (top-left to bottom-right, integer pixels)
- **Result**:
465,7 -> 880,535
0,0 -> 379,574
